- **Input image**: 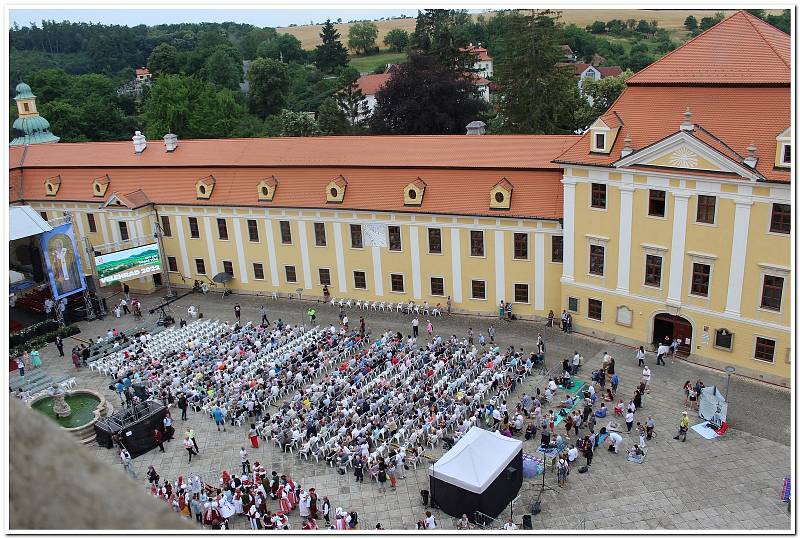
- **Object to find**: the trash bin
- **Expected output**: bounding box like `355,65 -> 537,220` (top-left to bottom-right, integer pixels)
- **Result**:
420,489 -> 429,507
522,515 -> 533,530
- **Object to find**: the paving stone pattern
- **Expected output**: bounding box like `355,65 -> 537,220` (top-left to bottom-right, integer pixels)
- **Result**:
24,290 -> 792,531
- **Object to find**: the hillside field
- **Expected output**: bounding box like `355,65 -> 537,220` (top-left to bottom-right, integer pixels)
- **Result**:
276,9 -> 784,51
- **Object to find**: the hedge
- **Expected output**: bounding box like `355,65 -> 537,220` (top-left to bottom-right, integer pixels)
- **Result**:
9,319 -> 60,348
10,325 -> 80,358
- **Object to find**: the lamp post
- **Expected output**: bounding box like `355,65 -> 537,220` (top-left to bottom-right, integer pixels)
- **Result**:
724,366 -> 736,400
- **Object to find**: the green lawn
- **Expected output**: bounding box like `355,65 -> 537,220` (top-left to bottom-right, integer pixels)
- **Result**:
349,51 -> 407,74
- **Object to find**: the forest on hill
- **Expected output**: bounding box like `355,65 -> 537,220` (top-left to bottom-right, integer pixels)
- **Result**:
9,9 -> 789,143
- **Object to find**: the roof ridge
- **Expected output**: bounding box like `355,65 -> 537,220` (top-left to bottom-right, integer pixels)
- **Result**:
692,124 -> 745,162
741,10 -> 790,69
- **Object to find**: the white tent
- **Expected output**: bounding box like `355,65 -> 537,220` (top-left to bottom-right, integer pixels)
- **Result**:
429,427 -> 522,494
9,205 -> 52,241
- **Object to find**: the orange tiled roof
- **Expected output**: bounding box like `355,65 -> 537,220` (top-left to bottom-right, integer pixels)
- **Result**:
356,73 -> 391,96
10,135 -> 578,219
626,11 -> 789,85
11,135 -> 576,170
554,85 -> 789,182
462,45 -> 492,62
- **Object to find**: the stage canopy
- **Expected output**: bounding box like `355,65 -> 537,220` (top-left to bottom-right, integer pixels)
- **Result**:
430,427 -> 522,493
9,205 -> 52,241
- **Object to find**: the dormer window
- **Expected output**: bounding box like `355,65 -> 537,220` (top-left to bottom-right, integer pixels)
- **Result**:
595,133 -> 605,150
776,128 -> 791,168
257,176 -> 278,202
44,175 -> 61,196
588,118 -> 616,154
403,177 -> 426,206
489,178 -> 513,210
326,175 -> 347,203
92,175 -> 110,197
195,175 -> 216,200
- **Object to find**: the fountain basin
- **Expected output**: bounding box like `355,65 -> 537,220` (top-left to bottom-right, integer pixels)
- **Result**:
29,389 -> 111,443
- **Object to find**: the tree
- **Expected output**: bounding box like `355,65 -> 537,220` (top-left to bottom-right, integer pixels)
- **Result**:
383,28 -> 410,52
239,27 -> 278,60
314,20 -> 349,74
766,10 -> 790,34
141,74 -> 191,136
256,34 -> 305,63
492,10 -> 584,134
335,67 -> 369,127
38,100 -> 88,142
276,109 -> 321,136
413,9 -> 476,72
147,43 -> 179,76
589,20 -> 607,34
699,13 -> 725,32
581,70 -> 631,115
625,18 -> 637,30
247,57 -> 290,118
347,21 -> 378,55
683,15 -> 698,31
316,96 -> 348,134
202,44 -> 243,90
635,20 -> 652,35
369,52 -> 485,135
606,19 -> 626,34
625,43 -> 655,72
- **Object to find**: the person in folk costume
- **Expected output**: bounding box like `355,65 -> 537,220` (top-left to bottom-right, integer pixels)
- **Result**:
221,470 -> 231,486
219,496 -> 236,525
286,477 -> 298,507
277,483 -> 292,514
247,502 -> 261,529
308,488 -> 319,519
232,489 -> 243,515
203,501 -> 222,526
273,512 -> 290,530
321,496 -> 331,525
257,489 -> 268,516
269,471 -> 280,500
335,508 -> 348,530
262,511 -> 275,530
302,516 -> 318,530
298,489 -> 311,518
240,487 -> 252,516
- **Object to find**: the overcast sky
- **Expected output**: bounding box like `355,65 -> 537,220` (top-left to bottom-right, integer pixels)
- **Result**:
9,9 -> 443,28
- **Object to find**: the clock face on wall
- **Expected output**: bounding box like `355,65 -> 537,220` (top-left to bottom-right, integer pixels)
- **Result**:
363,223 -> 387,248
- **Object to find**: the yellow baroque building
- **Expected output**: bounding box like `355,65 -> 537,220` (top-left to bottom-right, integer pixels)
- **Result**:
8,12 -> 791,383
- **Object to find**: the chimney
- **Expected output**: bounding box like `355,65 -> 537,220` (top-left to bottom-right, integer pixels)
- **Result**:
465,121 -> 486,135
744,143 -> 758,168
679,107 -> 694,132
132,131 -> 147,154
620,135 -> 633,158
163,133 -> 178,152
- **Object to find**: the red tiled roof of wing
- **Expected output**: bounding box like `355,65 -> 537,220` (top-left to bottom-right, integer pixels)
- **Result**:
626,11 -> 789,85
16,165 -> 567,219
12,135 -> 578,170
554,85 -> 789,182
356,73 -> 391,95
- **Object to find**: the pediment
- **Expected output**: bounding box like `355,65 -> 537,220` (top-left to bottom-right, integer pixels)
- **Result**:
614,131 -> 760,181
102,192 -> 131,209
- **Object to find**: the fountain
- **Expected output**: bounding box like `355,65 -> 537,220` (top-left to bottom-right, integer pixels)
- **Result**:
30,388 -> 111,443
50,384 -> 72,418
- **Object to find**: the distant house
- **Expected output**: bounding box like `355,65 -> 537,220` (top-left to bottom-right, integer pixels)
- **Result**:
561,45 -> 578,63
356,72 -> 392,116
559,62 -> 624,105
462,44 -> 493,79
135,67 -> 151,81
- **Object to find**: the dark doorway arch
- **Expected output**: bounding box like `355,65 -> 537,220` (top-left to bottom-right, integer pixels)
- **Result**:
652,313 -> 692,356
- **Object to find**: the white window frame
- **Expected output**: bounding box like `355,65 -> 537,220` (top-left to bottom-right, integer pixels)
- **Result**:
646,189 -> 669,220
641,243 -> 668,291
279,220 -> 293,245
586,235 -> 609,279
587,297 -> 603,321
216,218 -> 229,241
318,267 -> 332,286
194,258 -> 207,275
349,223 -> 364,250
313,222 -> 327,248
252,262 -> 266,281
757,263 -> 789,315
713,328 -> 734,352
246,219 -> 260,243
513,282 -> 530,304
469,230 -> 485,258
694,194 -> 718,226
353,269 -> 368,290
166,256 -> 180,273
752,334 -> 777,364
470,279 -> 487,301
389,273 -> 406,294
387,225 -> 403,252
589,182 -> 608,212
512,232 -> 529,260
429,276 -> 445,297
687,252 -> 716,300
427,227 -> 443,255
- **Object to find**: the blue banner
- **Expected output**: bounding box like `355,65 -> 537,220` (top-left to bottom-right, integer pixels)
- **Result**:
39,222 -> 86,300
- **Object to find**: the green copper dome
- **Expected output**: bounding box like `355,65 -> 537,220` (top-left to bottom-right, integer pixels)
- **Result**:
15,82 -> 35,100
10,81 -> 59,146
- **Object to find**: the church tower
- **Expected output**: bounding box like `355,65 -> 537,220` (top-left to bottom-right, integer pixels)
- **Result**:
10,81 -> 60,146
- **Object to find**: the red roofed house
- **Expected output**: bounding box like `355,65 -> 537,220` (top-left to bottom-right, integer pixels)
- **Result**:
558,62 -> 624,105
135,67 -> 151,81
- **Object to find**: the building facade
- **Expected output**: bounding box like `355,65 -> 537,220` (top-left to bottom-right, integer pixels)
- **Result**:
7,12 -> 791,383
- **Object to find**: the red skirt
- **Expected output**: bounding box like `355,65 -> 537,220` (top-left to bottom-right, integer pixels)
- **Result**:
250,435 -> 259,448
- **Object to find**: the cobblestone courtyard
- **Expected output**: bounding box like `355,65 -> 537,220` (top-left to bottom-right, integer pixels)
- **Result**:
23,289 -> 792,531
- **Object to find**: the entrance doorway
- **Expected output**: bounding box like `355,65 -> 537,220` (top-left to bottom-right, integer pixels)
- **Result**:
652,313 -> 692,356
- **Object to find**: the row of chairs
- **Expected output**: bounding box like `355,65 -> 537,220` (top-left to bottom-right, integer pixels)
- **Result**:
329,298 -> 443,317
